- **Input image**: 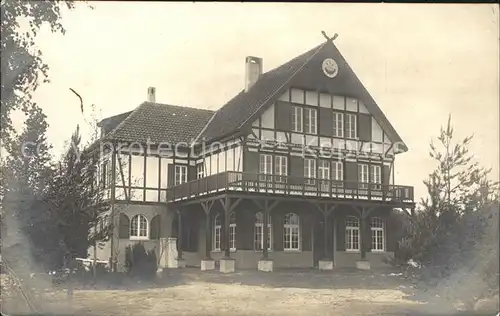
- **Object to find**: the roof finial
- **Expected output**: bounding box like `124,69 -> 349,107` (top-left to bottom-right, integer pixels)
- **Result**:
321,31 -> 338,42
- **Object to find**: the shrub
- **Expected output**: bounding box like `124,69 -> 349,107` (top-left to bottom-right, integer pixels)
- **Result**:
124,243 -> 157,280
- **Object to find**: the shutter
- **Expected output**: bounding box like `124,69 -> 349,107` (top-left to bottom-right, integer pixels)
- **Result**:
344,113 -> 350,138
191,214 -> 199,252
150,215 -> 161,239
167,164 -> 175,187
383,164 -> 391,186
301,213 -> 312,251
358,114 -> 371,142
243,150 -> 259,181
386,212 -> 399,253
188,166 -> 197,181
273,212 -> 284,251
336,212 -> 346,251
236,210 -> 251,250
290,156 -> 304,185
118,213 -> 130,239
275,101 -> 291,131
344,161 -> 358,190
318,107 -> 333,137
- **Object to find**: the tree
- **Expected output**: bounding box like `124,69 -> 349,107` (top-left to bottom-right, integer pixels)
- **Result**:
398,115 -> 499,312
1,105 -> 55,268
1,1 -> 75,142
41,124 -> 111,269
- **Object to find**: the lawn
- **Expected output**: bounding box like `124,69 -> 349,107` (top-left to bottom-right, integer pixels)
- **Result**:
2,268 -> 498,316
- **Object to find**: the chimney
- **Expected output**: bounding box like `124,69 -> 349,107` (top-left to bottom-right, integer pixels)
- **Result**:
245,56 -> 263,92
147,87 -> 156,103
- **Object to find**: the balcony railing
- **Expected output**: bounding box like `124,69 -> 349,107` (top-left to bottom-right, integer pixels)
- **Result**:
166,171 -> 414,204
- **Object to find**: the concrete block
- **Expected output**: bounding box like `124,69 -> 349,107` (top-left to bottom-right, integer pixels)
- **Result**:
258,259 -> 274,272
219,258 -> 235,273
318,260 -> 334,270
201,259 -> 215,271
356,260 -> 371,270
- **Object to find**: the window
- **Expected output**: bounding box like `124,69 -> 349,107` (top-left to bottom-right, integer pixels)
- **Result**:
318,160 -> 330,180
346,113 -> 357,139
292,106 -> 303,132
332,161 -> 344,187
101,160 -> 112,189
197,163 -> 204,179
229,212 -> 236,252
254,212 -> 272,251
333,112 -> 344,137
304,108 -> 317,134
371,217 -> 384,251
274,155 -> 288,183
345,216 -> 360,251
304,158 -> 316,185
175,165 -> 188,185
130,214 -> 148,240
318,160 -> 330,191
259,154 -> 273,182
213,214 -> 221,251
358,164 -> 369,189
284,213 -> 300,251
370,165 -> 382,190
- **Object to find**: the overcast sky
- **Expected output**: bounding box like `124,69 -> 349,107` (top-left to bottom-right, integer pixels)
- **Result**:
20,3 -> 499,202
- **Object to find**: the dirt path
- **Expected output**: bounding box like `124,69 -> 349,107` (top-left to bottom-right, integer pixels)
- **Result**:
4,268 -> 496,315
40,269 -> 427,316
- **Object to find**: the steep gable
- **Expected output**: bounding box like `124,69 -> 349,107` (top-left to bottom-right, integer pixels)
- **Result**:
196,42 -> 325,142
197,39 -> 407,152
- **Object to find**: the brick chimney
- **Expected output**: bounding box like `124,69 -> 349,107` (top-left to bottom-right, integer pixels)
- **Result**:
147,87 -> 156,103
245,56 -> 263,92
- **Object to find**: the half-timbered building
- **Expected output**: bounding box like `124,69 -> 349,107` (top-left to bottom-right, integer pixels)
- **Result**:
90,35 -> 415,273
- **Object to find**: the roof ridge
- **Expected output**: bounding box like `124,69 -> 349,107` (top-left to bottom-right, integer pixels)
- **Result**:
104,101 -> 148,142
192,108 -> 218,145
146,101 -> 215,113
238,41 -> 327,129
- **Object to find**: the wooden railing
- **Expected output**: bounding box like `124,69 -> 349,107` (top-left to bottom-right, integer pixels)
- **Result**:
166,171 -> 414,204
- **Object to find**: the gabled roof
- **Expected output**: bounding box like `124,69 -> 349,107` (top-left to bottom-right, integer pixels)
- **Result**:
98,111 -> 133,136
196,42 -> 325,143
197,39 -> 407,152
103,102 -> 214,144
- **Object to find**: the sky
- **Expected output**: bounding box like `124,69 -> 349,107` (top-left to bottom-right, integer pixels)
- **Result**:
18,2 -> 500,202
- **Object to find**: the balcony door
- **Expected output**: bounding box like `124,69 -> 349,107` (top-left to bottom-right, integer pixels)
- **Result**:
318,160 -> 330,192
259,154 -> 288,188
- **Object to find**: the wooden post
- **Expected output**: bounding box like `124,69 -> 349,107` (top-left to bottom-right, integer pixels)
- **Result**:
323,211 -> 329,260
224,204 -> 231,259
356,206 -> 375,261
177,209 -> 183,260
201,200 -> 214,260
262,201 -> 269,260
360,214 -> 367,260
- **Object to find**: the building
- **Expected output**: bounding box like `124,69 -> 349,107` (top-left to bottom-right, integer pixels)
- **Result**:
91,35 -> 415,273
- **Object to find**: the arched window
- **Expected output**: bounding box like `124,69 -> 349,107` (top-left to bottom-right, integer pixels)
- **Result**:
371,217 -> 384,251
130,214 -> 149,240
213,214 -> 221,251
284,213 -> 300,251
254,212 -> 272,251
229,213 -> 236,252
345,216 -> 360,251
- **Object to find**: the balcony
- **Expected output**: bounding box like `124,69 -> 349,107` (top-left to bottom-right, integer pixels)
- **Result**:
166,171 -> 414,205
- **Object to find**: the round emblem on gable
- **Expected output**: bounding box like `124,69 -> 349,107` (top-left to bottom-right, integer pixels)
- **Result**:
322,58 -> 339,78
